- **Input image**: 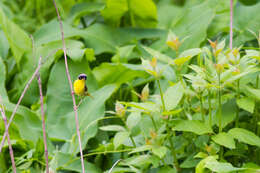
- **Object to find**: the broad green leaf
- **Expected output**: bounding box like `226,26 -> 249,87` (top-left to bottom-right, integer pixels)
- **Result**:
234,2 -> 260,46
142,46 -> 172,64
128,0 -> 157,27
93,63 -> 148,87
0,31 -> 9,59
101,0 -> 128,26
128,145 -> 152,154
49,152 -> 101,172
33,20 -> 82,46
0,7 -> 32,65
100,125 -> 126,132
0,57 -> 8,100
114,131 -> 129,149
212,132 -> 236,149
228,128 -> 260,147
126,112 -> 141,129
236,97 -> 255,113
244,85 -> 260,101
158,166 -> 177,173
164,82 -> 184,111
196,156 -> 217,173
68,2 -> 105,24
170,1 -> 215,50
1,101 -> 42,144
173,120 -> 213,135
205,160 -> 245,173
151,146 -> 167,158
112,45 -> 136,63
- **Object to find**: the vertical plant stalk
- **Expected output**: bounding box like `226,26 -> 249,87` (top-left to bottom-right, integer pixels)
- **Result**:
208,89 -> 212,127
218,73 -> 222,133
52,0 -> 85,172
0,97 -> 16,173
256,74 -> 259,135
235,79 -> 240,127
36,57 -> 49,173
199,92 -> 205,122
0,64 -> 41,153
157,79 -> 179,171
229,0 -> 233,49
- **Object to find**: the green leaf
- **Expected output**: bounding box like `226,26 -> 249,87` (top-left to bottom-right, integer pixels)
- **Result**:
196,156 -> 217,173
173,120 -> 213,135
151,146 -> 167,159
244,85 -> 260,101
205,160 -> 245,173
113,131 -> 129,149
100,125 -> 126,132
101,0 -> 128,26
0,7 -> 32,66
212,132 -> 236,149
128,145 -> 152,154
170,1 -> 215,51
142,46 -> 172,64
228,128 -> 260,147
49,152 -> 101,172
234,2 -> 260,46
236,97 -> 255,113
164,82 -> 184,111
0,31 -> 9,59
126,112 -> 141,129
93,63 -> 148,87
0,57 -> 8,100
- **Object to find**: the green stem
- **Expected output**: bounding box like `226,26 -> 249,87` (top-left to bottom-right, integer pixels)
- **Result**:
208,89 -> 212,127
157,79 -> 179,171
157,79 -> 166,111
235,79 -> 240,127
218,72 -> 222,133
199,92 -> 205,122
150,116 -> 158,131
256,74 -> 260,135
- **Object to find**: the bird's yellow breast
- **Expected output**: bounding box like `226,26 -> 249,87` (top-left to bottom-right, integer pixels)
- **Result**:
73,79 -> 85,96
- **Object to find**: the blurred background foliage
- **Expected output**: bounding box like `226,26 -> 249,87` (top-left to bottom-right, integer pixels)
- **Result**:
0,0 -> 260,172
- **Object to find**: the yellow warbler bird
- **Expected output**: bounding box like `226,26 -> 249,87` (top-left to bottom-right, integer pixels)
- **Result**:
73,73 -> 93,98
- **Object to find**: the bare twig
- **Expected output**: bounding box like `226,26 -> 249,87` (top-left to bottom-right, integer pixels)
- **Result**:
52,0 -> 85,172
36,56 -> 49,173
230,0 -> 233,49
108,159 -> 122,173
0,63 -> 41,153
0,96 -> 16,172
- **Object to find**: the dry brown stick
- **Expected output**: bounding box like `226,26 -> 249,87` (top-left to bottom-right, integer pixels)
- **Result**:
0,62 -> 41,153
36,56 -> 49,173
0,96 -> 16,173
52,0 -> 85,172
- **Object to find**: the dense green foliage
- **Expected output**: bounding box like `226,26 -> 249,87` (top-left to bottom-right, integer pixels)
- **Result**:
0,0 -> 260,172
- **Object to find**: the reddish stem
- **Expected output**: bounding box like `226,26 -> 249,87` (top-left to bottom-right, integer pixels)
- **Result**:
36,56 -> 49,173
0,96 -> 16,172
52,0 -> 85,172
0,64 -> 41,153
230,0 -> 233,49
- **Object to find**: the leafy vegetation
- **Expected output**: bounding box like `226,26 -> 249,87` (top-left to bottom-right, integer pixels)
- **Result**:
0,0 -> 260,172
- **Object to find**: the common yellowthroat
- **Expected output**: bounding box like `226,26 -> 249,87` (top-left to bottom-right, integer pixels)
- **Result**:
73,73 -> 93,98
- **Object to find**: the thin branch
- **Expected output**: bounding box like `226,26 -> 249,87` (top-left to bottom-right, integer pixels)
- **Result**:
52,0 -> 85,172
36,56 -> 49,173
0,96 -> 16,172
230,0 -> 233,49
0,62 -> 41,153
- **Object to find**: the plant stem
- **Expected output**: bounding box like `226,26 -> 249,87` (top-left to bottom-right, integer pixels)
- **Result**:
235,79 -> 240,127
157,79 -> 179,171
218,73 -> 222,133
199,92 -> 205,122
229,0 -> 233,49
36,58 -> 49,173
208,89 -> 212,127
256,74 -> 259,135
0,97 -> 16,173
52,0 -> 85,172
157,79 -> 166,111
150,116 -> 158,131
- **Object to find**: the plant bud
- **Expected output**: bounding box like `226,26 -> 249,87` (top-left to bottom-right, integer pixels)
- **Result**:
115,102 -> 126,117
150,57 -> 157,68
141,84 -> 149,101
